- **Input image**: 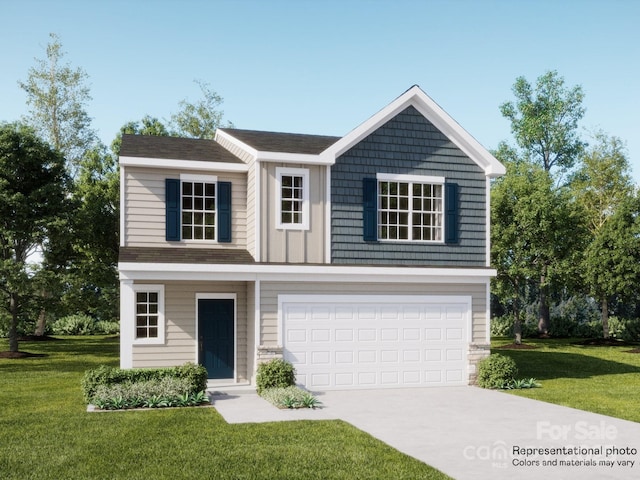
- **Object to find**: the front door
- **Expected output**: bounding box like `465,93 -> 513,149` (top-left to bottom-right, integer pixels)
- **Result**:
198,298 -> 234,379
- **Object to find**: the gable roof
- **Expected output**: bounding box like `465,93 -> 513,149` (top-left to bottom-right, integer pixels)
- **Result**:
319,85 -> 506,177
217,128 -> 339,155
120,134 -> 244,164
118,134 -> 248,172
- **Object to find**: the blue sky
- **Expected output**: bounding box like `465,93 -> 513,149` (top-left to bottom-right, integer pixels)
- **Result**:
2,0 -> 639,182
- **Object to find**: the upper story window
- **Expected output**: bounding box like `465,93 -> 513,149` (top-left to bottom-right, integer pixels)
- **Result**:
276,167 -> 309,230
364,173 -> 456,244
133,284 -> 165,345
378,175 -> 444,242
182,177 -> 216,240
165,175 -> 232,243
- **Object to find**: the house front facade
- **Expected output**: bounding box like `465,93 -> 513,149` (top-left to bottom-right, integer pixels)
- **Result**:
118,86 -> 506,389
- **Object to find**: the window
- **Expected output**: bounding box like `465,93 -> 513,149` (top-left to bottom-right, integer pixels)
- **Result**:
166,175 -> 231,243
276,167 -> 309,230
182,177 -> 216,241
133,285 -> 165,344
377,174 -> 444,242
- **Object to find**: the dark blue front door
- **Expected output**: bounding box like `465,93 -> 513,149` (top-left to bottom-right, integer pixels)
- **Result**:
198,298 -> 234,379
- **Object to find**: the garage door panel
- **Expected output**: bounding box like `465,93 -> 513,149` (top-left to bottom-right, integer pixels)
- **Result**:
282,296 -> 469,389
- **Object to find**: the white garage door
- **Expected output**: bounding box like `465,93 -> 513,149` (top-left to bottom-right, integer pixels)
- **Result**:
280,295 -> 471,390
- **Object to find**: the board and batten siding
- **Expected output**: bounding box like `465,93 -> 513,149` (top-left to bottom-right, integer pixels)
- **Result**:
131,281 -> 251,382
258,281 -> 487,346
331,106 -> 487,266
216,134 -> 257,258
123,166 -> 248,249
260,163 -> 327,263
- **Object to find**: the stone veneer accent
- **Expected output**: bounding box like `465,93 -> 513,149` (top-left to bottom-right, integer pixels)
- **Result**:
467,343 -> 491,385
256,345 -> 283,363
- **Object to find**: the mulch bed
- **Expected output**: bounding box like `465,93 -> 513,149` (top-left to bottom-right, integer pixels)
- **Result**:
496,343 -> 538,350
0,351 -> 47,359
573,338 -> 638,347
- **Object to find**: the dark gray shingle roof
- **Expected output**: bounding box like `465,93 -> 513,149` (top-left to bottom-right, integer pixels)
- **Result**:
119,247 -> 255,264
219,128 -> 340,154
119,134 -> 244,164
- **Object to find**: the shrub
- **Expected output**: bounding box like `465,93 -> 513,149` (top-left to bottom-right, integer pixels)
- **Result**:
609,317 -> 640,342
260,386 -> 320,409
256,358 -> 296,394
95,320 -> 120,335
477,353 -> 518,389
52,314 -> 97,335
82,362 -> 208,404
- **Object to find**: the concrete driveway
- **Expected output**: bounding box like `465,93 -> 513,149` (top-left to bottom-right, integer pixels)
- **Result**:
210,386 -> 640,480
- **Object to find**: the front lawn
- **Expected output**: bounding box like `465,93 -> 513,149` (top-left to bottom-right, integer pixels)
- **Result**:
0,337 -> 449,480
492,337 -> 640,423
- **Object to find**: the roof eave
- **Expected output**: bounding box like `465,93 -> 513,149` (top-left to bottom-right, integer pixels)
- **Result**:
319,85 -> 506,177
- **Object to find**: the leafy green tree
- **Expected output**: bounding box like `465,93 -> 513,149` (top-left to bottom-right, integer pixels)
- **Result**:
0,123 -> 69,352
491,157 -> 585,342
582,194 -> 640,338
18,33 -> 96,177
499,71 -> 586,333
169,80 -> 233,139
62,146 -> 120,321
572,133 -> 637,337
500,70 -> 586,174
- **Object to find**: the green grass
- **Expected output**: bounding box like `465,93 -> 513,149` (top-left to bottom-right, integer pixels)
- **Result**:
0,336 -> 450,480
492,337 -> 640,422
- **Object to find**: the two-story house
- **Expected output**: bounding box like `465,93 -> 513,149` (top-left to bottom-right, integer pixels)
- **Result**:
118,86 -> 506,389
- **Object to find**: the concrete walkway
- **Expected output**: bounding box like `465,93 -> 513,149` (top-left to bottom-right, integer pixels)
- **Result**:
209,386 -> 640,480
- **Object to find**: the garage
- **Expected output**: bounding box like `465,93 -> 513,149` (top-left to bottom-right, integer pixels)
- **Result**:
280,295 -> 471,390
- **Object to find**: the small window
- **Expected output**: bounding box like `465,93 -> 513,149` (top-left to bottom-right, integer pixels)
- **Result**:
276,167 -> 309,230
133,285 -> 165,344
377,174 -> 444,242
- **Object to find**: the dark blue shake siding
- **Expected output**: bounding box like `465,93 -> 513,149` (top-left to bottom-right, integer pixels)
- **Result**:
331,106 -> 487,266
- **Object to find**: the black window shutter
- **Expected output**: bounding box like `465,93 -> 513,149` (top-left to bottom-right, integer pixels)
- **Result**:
444,182 -> 459,244
165,178 -> 181,241
363,177 -> 377,241
218,181 -> 232,243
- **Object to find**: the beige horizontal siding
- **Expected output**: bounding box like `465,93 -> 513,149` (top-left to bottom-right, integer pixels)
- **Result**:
124,166 -> 248,250
259,281 -> 487,345
132,281 -> 250,382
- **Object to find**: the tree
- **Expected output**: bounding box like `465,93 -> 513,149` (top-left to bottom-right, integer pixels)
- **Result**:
169,80 -> 233,139
582,193 -> 640,338
18,33 -> 97,178
491,156 -> 585,343
572,132 -> 636,337
500,70 -> 586,174
0,123 -> 69,352
499,71 -> 586,334
57,145 -> 120,322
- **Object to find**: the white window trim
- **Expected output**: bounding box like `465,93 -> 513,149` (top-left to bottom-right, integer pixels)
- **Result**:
180,174 -> 218,243
132,284 -> 165,345
275,167 -> 310,230
376,172 -> 446,244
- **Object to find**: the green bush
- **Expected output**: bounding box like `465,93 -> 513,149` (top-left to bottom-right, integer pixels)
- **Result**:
52,314 -> 97,335
260,386 -> 320,409
609,317 -> 640,342
477,353 -> 518,389
82,362 -> 208,404
256,358 -> 296,394
95,320 -> 119,335
91,377 -> 211,410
